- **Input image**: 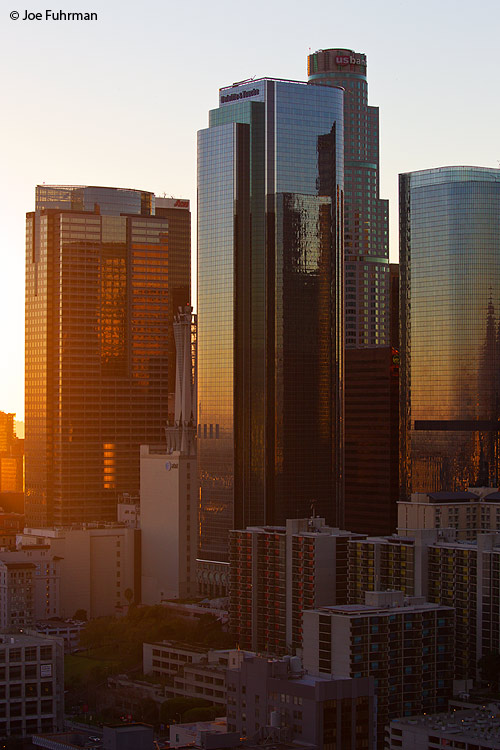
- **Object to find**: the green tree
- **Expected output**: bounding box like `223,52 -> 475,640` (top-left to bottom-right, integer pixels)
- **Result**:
73,609 -> 88,621
182,706 -> 219,723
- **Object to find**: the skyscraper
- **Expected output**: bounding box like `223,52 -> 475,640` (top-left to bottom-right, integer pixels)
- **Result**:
400,167 -> 500,498
197,78 -> 344,564
308,48 -> 397,535
307,48 -> 389,348
25,185 -> 191,526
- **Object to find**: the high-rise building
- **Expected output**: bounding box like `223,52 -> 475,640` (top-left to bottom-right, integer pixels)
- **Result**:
307,48 -> 389,348
197,77 -> 344,564
229,518 -> 362,654
400,167 -> 500,498
0,412 -> 24,495
25,185 -> 191,526
308,50 -> 397,534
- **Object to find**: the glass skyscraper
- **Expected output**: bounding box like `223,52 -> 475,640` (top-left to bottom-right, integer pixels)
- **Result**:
400,167 -> 500,498
25,185 -> 191,526
307,48 -> 389,348
197,79 -> 344,563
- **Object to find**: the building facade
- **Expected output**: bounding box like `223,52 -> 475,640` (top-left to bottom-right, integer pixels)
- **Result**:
0,630 -> 64,737
400,167 -> 500,499
226,654 -> 375,749
302,592 -> 454,749
25,185 -> 190,526
229,518 -> 362,654
197,78 -> 344,564
307,48 -> 389,348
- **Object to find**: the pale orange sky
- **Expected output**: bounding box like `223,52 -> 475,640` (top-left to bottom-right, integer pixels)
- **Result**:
2,0 -> 500,420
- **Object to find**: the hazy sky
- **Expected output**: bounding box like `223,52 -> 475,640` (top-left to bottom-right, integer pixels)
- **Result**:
2,0 -> 499,419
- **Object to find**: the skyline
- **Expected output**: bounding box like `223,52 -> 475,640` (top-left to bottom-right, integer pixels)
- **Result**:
2,0 -> 500,419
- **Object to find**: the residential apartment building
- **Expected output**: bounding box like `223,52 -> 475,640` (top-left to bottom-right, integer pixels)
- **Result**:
229,518 -> 362,653
302,591 -> 454,749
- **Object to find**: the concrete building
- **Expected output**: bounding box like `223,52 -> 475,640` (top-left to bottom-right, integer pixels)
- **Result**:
303,591 -> 454,749
387,706 -> 500,750
143,641 -> 244,707
399,487 -> 500,539
35,619 -> 85,653
141,306 -> 197,603
0,412 -> 24,495
229,518 -> 363,653
18,524 -> 139,617
0,629 -> 64,737
0,560 -> 35,628
169,719 -> 229,749
103,723 -> 153,750
226,653 -> 375,749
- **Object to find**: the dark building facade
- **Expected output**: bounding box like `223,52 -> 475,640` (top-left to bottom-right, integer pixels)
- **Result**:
344,346 -> 399,535
25,185 -> 190,526
400,166 -> 500,498
308,48 -> 389,348
197,79 -> 344,562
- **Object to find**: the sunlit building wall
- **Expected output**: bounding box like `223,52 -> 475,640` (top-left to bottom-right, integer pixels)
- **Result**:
400,167 -> 500,498
25,186 -> 190,526
197,78 -> 344,563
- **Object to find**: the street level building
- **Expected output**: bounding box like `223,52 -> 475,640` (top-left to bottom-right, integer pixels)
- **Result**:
400,167 -> 500,498
226,653 -> 375,749
25,185 -> 190,526
0,629 -> 64,737
198,77 -> 344,565
387,707 -> 500,750
303,591 -> 454,749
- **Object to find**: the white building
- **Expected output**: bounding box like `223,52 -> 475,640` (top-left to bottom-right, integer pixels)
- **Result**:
18,525 -> 139,618
141,307 -> 197,602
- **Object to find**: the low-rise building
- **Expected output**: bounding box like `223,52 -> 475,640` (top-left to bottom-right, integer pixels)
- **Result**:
226,653 -> 375,749
18,524 -> 140,617
143,641 -> 246,707
387,706 -> 500,749
0,629 -> 64,737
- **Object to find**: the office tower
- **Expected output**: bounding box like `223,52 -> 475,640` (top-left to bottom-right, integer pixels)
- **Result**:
400,167 -> 500,498
308,49 -> 397,534
226,654 -> 376,748
197,79 -> 344,565
308,48 -> 389,348
229,519 -> 362,654
303,591 -> 454,749
0,412 -> 24,495
141,306 -> 197,602
25,185 -> 190,526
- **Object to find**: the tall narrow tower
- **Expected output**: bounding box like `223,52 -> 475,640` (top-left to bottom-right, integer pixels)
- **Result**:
308,49 -> 389,347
